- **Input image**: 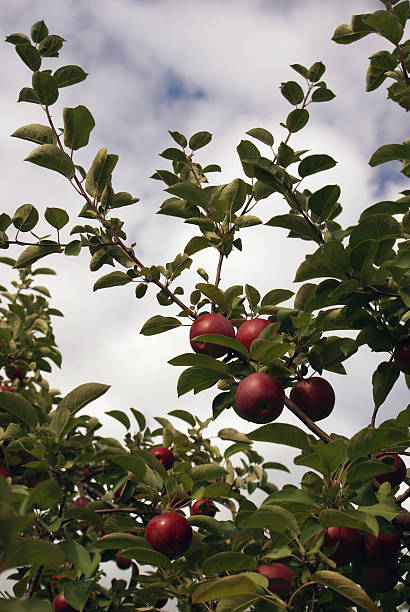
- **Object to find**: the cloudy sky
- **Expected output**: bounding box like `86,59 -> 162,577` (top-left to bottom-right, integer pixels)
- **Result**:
1,0 -> 408,515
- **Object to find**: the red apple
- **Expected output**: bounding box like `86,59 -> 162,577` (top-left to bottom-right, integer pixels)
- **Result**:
374,454 -> 406,488
5,363 -> 27,381
353,560 -> 400,593
362,530 -> 400,561
256,563 -> 294,595
236,318 -> 275,352
290,377 -> 335,422
235,372 -> 285,424
116,556 -> 132,570
190,313 -> 235,357
393,336 -> 410,374
323,527 -> 362,566
74,496 -> 91,507
0,466 -> 12,478
145,512 -> 192,558
53,594 -> 77,612
0,384 -> 14,392
192,499 -> 217,517
149,446 -> 175,470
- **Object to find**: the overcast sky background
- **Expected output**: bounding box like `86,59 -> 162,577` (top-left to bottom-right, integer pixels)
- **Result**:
1,0 -> 409,596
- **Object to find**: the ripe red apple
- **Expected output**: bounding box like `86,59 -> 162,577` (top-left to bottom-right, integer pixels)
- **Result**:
5,363 -> 27,381
53,594 -> 77,612
74,496 -> 91,507
190,313 -> 235,357
0,384 -> 14,392
236,318 -> 275,352
145,512 -> 192,559
235,372 -> 285,423
290,377 -> 335,422
323,526 -> 362,566
192,498 -> 217,517
362,530 -> 400,561
256,563 -> 294,595
116,556 -> 132,570
353,560 -> 400,593
0,466 -> 12,478
374,454 -> 406,488
149,446 -> 175,470
393,336 -> 410,374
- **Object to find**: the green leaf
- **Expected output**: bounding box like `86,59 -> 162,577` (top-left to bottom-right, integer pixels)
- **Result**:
32,71 -> 58,105
290,63 -> 309,78
4,538 -> 64,570
0,391 -> 38,427
11,123 -> 56,145
331,24 -> 371,44
63,105 -> 95,150
0,602 -> 51,612
192,334 -> 250,361
312,570 -> 380,612
294,241 -> 348,282
237,504 -> 297,533
13,204 -> 39,232
189,131 -> 212,150
45,207 -> 69,230
319,509 -> 377,534
308,62 -> 326,82
25,144 -> 75,178
30,20 -> 49,43
122,546 -> 171,569
184,236 -> 210,255
280,81 -> 304,105
298,154 -> 337,177
85,147 -> 118,198
311,87 -> 336,102
54,65 -> 88,87
261,289 -> 294,306
249,423 -> 312,451
213,391 -> 235,419
111,455 -> 146,480
366,10 -> 403,44
286,108 -> 309,133
349,214 -> 402,247
111,191 -> 139,209
369,142 -> 410,166
15,44 -> 41,71
106,410 -> 131,430
220,179 -> 248,213
192,575 -> 258,604
177,367 -> 220,397
57,382 -> 110,416
159,147 -> 187,162
372,361 -> 400,409
165,182 -> 209,208
169,353 -> 229,373
38,35 -> 64,57
309,185 -> 340,221
346,459 -> 396,484
235,215 -> 262,228
246,128 -> 274,146
168,409 -> 196,427
64,580 -> 94,612
347,426 -> 409,461
23,479 -> 60,511
17,87 -> 41,104
190,463 -> 227,481
196,283 -> 225,308
140,315 -> 182,336
64,240 -> 81,256
266,214 -> 319,242
169,130 -> 187,148
237,140 -> 261,178
93,532 -> 148,551
59,541 -> 91,575
93,271 -> 131,291
203,552 -> 256,575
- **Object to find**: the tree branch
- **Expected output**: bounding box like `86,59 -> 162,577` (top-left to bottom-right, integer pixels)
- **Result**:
285,396 -> 332,443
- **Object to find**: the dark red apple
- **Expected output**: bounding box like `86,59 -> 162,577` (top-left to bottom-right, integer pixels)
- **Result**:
190,313 -> 235,357
235,372 -> 285,424
362,530 -> 400,561
5,363 -> 27,381
0,466 -> 12,478
116,556 -> 132,570
53,594 -> 77,612
353,560 -> 400,593
256,563 -> 294,595
236,318 -> 275,352
192,499 -> 217,517
0,384 -> 14,392
374,454 -> 406,488
393,336 -> 410,374
323,526 -> 362,566
290,377 -> 335,422
145,512 -> 192,558
74,496 -> 91,507
149,446 -> 175,470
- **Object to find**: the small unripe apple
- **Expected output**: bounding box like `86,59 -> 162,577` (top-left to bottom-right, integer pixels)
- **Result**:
352,560 -> 400,593
145,512 -> 192,559
236,318 -> 275,352
235,372 -> 285,423
149,446 -> 175,470
290,377 -> 335,422
190,313 -> 235,357
192,498 -> 217,517
116,556 -> 132,570
0,384 -> 14,392
362,529 -> 400,562
393,336 -> 410,374
5,363 -> 27,381
53,594 -> 77,612
374,454 -> 406,488
256,563 -> 294,595
74,496 -> 91,507
323,526 -> 362,566
0,466 -> 12,478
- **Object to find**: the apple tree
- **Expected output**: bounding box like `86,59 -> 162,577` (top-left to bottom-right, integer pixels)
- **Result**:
0,1 -> 409,610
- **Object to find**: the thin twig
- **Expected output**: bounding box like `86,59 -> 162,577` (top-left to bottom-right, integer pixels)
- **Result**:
396,486 -> 410,505
27,565 -> 44,599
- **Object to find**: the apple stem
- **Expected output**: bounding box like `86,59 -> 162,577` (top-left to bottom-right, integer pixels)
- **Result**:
284,396 -> 332,443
